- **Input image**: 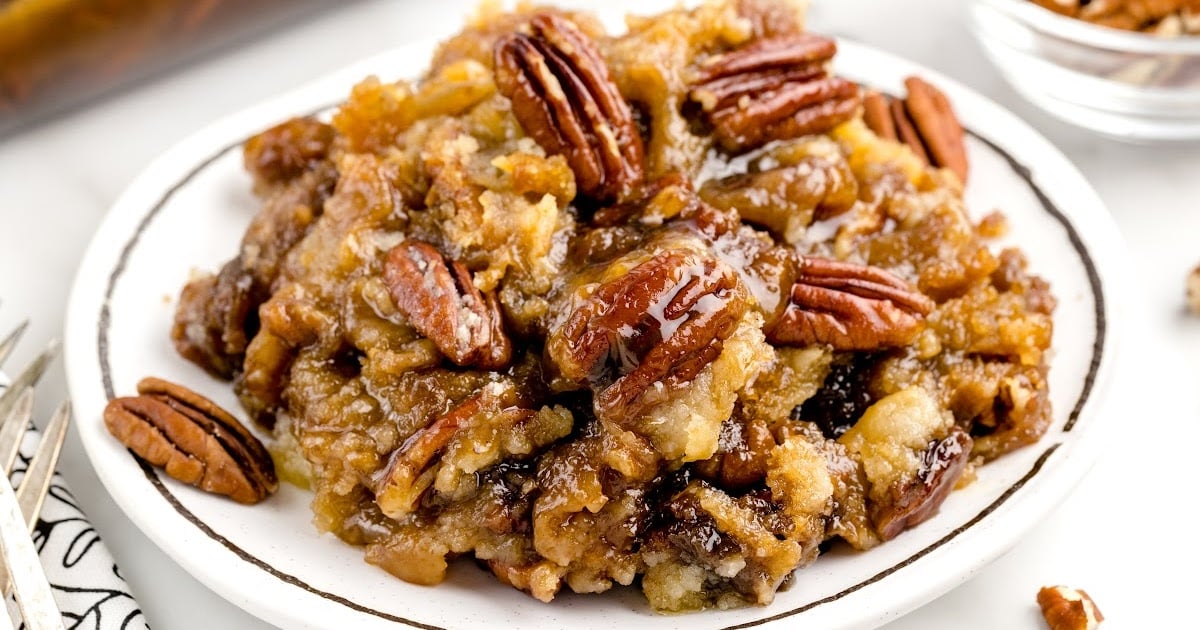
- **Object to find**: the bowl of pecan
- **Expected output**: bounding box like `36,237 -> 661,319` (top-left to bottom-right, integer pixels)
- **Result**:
970,0 -> 1200,141
63,0 -> 1128,628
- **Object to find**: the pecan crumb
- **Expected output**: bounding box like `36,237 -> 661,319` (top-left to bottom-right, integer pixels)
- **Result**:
977,210 -> 1009,238
1037,585 -> 1104,630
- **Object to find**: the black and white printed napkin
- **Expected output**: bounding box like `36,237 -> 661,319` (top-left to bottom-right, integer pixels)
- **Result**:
1,376 -> 149,629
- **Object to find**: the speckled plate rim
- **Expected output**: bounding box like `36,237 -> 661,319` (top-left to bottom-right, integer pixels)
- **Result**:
64,17 -> 1130,630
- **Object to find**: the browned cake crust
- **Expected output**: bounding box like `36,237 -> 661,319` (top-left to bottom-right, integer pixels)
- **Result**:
168,0 -> 1055,612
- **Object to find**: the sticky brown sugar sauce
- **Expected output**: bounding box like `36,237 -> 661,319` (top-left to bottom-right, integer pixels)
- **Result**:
170,0 -> 1054,612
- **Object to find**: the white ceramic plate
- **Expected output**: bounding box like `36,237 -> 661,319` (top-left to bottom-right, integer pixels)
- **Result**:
64,20 -> 1127,630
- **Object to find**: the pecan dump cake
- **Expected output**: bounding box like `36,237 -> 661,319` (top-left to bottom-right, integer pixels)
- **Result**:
169,0 -> 1055,612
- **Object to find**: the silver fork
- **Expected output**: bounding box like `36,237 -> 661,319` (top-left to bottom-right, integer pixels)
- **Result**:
0,322 -> 68,630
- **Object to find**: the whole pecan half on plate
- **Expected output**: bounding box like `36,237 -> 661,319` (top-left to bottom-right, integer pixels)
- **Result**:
698,139 -> 859,242
547,250 -> 748,423
689,34 -> 861,153
862,76 -> 968,183
374,383 -> 533,519
383,240 -> 513,370
768,256 -> 934,350
494,13 -> 645,203
872,426 -> 973,540
103,377 -> 277,504
171,256 -> 260,380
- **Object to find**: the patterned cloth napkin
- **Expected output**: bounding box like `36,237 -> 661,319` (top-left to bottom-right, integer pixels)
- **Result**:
1,375 -> 148,629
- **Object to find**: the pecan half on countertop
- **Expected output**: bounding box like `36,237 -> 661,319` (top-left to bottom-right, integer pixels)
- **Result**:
689,34 -> 861,153
1038,585 -> 1105,630
383,240 -> 513,370
768,256 -> 934,350
863,76 -> 969,183
103,377 -> 277,504
494,13 -> 645,203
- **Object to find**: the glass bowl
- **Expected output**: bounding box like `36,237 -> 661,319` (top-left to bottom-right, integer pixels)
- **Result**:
968,0 -> 1200,142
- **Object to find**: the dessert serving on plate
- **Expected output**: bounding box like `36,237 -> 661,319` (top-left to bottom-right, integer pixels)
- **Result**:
140,0 -> 1055,613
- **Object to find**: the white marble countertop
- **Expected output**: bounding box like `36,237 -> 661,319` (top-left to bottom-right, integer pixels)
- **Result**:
1,0 -> 1196,627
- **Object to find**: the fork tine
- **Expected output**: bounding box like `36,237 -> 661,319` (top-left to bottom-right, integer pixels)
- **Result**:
0,320 -> 28,366
0,340 -> 59,423
15,401 -> 70,529
0,388 -> 34,478
0,390 -> 38,600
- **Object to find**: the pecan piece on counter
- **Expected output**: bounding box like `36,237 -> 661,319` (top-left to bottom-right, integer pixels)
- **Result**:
862,76 -> 968,183
547,250 -> 748,423
1038,585 -> 1105,630
494,13 -> 645,203
103,377 -> 277,504
767,256 -> 934,351
382,240 -> 513,370
872,426 -> 972,540
689,34 -> 861,153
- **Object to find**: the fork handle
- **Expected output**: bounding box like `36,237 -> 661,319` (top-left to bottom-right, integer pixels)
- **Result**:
0,474 -> 64,630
